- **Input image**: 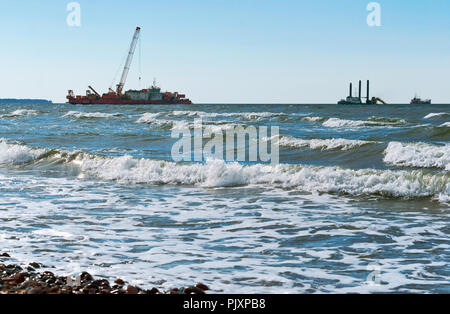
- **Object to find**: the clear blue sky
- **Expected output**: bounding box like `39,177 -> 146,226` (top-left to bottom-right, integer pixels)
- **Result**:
0,0 -> 449,103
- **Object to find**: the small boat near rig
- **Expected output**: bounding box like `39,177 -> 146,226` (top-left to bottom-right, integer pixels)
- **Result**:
410,95 -> 431,105
338,80 -> 386,105
67,27 -> 192,105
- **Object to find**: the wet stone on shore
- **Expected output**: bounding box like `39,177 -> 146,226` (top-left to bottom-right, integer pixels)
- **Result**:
0,254 -> 209,295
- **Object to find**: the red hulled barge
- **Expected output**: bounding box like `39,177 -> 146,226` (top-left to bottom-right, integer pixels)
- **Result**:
67,27 -> 192,105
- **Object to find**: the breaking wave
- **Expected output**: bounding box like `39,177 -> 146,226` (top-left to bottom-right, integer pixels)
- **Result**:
136,113 -> 239,132
170,110 -> 285,120
0,140 -> 448,202
323,117 -> 406,128
135,112 -> 170,126
0,139 -> 47,164
136,112 -> 164,123
322,118 -> 368,128
300,116 -> 327,122
137,113 -> 410,131
63,111 -> 124,119
0,109 -> 41,118
274,135 -> 377,151
424,112 -> 449,119
384,142 -> 450,170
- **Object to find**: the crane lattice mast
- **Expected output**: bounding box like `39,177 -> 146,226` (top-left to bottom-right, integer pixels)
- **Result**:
116,27 -> 141,95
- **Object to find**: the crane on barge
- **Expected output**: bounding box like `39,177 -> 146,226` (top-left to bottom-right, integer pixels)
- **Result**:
66,27 -> 192,105
116,27 -> 141,96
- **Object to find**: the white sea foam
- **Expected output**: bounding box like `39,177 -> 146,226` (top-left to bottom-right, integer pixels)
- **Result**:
438,188 -> 450,203
0,139 -> 46,164
170,110 -> 284,120
135,113 -> 177,129
323,118 -> 367,128
136,113 -> 192,129
0,109 -> 40,118
137,113 -> 238,132
0,169 -> 448,293
11,109 -> 40,116
439,122 -> 450,127
301,116 -> 327,122
275,136 -> 376,151
63,111 -> 123,119
33,229 -> 76,239
170,110 -> 209,117
135,112 -> 164,123
424,112 -> 449,119
384,142 -> 450,170
323,117 -> 406,128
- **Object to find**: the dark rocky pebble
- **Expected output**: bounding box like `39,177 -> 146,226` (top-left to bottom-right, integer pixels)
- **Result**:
196,283 -> 210,291
184,286 -> 206,295
0,255 -> 211,295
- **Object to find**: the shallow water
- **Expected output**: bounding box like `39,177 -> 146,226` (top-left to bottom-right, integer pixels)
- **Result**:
0,103 -> 449,293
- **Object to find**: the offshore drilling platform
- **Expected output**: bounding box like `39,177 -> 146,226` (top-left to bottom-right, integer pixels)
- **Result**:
338,80 -> 386,105
67,27 -> 192,105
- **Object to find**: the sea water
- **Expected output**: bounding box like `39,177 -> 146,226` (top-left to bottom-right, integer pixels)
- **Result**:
0,103 -> 448,293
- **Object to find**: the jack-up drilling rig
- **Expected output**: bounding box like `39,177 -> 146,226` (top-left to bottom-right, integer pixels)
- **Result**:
338,80 -> 387,105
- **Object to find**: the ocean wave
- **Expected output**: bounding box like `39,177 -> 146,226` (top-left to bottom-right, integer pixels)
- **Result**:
367,116 -> 406,124
301,116 -> 327,122
391,123 -> 450,139
170,110 -> 214,118
384,142 -> 450,170
275,136 -> 377,151
136,112 -> 167,124
63,111 -> 124,119
140,112 -> 409,129
136,113 -> 239,132
424,112 -> 449,119
322,118 -> 367,128
0,139 -> 47,164
135,112 -> 195,131
0,109 -> 41,118
440,122 -> 450,127
170,110 -> 285,120
171,120 -> 238,132
323,117 -> 406,128
67,156 -> 450,202
438,186 -> 450,203
0,140 -> 448,202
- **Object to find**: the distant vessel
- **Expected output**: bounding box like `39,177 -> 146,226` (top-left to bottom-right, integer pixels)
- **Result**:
338,82 -> 362,105
410,95 -> 431,105
338,80 -> 386,105
67,27 -> 192,105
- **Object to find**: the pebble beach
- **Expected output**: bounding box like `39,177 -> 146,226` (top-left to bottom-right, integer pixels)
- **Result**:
0,253 -> 209,295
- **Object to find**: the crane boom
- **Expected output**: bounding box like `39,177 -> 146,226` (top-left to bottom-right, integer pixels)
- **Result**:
116,27 -> 141,95
374,97 -> 387,105
88,85 -> 101,97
